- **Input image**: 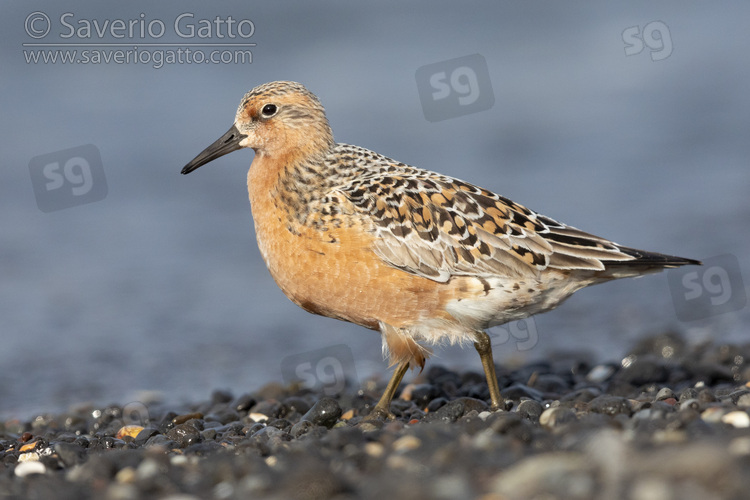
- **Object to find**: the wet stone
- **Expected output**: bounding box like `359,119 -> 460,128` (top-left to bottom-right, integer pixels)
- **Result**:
214,421 -> 245,437
232,393 -> 257,413
54,442 -> 86,467
289,420 -> 316,439
501,384 -> 544,402
243,422 -> 265,434
300,398 -> 342,428
588,395 -> 632,416
252,426 -> 290,453
250,400 -> 284,419
539,407 -> 577,428
529,374 -> 570,395
171,412 -> 204,426
166,423 -> 202,448
426,397 -> 448,413
185,440 -> 224,456
267,418 -> 293,432
655,387 -> 675,401
143,434 -> 179,449
488,411 -> 523,434
410,384 -> 442,408
390,398 -> 417,417
282,397 -> 312,416
200,428 -> 217,441
204,409 -> 240,425
560,387 -> 601,404
158,412 -> 178,431
423,397 -> 487,423
517,400 -> 544,422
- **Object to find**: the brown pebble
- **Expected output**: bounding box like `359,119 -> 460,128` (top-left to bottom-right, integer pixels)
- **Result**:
19,442 -> 37,452
340,409 -> 355,420
399,384 -> 416,401
171,412 -> 204,425
20,432 -> 33,443
116,425 -> 145,440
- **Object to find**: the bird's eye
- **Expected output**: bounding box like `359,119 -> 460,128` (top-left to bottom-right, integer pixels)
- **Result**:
261,104 -> 278,117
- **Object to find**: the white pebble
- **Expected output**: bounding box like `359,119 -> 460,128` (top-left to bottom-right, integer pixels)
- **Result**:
586,364 -> 615,383
722,410 -> 750,428
136,458 -> 163,480
392,435 -> 421,452
15,460 -> 46,477
17,452 -> 39,462
170,454 -> 189,466
364,442 -> 384,458
700,407 -> 725,423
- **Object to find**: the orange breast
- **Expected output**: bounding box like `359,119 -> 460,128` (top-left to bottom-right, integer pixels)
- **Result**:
247,158 -> 453,331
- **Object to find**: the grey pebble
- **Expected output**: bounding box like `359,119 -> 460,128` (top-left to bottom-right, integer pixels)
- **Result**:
232,394 -> 257,412
423,397 -> 487,423
529,374 -> 569,394
54,442 -> 86,467
587,395 -> 632,416
539,407 -> 577,428
289,420 -> 316,439
134,427 -> 160,446
300,398 -> 342,428
501,384 -> 544,402
517,400 -> 544,422
166,423 -> 202,448
655,387 -> 675,401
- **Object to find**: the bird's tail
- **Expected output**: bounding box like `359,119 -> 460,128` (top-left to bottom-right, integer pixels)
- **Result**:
598,246 -> 701,279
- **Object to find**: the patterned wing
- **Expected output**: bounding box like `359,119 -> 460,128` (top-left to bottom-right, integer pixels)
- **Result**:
336,150 -> 636,282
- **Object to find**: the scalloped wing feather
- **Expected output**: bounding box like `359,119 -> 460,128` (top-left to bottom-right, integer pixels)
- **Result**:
334,146 -> 638,283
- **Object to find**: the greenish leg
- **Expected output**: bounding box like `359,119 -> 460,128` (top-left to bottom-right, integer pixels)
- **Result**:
474,330 -> 505,411
365,360 -> 410,421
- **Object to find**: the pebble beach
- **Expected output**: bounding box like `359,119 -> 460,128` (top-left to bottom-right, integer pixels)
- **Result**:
3,331 -> 750,500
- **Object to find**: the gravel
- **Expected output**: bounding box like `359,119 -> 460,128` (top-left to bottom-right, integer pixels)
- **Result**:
3,331 -> 750,499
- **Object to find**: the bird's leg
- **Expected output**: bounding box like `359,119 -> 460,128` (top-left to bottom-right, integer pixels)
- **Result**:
474,330 -> 505,411
364,360 -> 410,421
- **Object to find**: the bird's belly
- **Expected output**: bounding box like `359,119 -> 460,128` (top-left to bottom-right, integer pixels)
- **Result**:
443,271 -> 591,330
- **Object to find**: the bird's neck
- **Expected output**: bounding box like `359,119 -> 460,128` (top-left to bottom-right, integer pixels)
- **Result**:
247,140 -> 339,226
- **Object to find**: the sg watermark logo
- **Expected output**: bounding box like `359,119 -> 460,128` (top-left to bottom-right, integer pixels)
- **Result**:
122,401 -> 150,426
280,344 -> 358,397
668,254 -> 746,321
29,144 -> 107,213
488,317 -> 538,352
622,21 -> 673,61
415,53 -> 494,122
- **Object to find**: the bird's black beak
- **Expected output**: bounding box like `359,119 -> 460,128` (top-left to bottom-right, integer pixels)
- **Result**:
181,124 -> 247,175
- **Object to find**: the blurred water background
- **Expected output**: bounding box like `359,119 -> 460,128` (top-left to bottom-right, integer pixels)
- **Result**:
1,1 -> 748,419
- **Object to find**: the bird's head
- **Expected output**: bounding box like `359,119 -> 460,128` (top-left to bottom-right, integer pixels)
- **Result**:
182,81 -> 333,175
